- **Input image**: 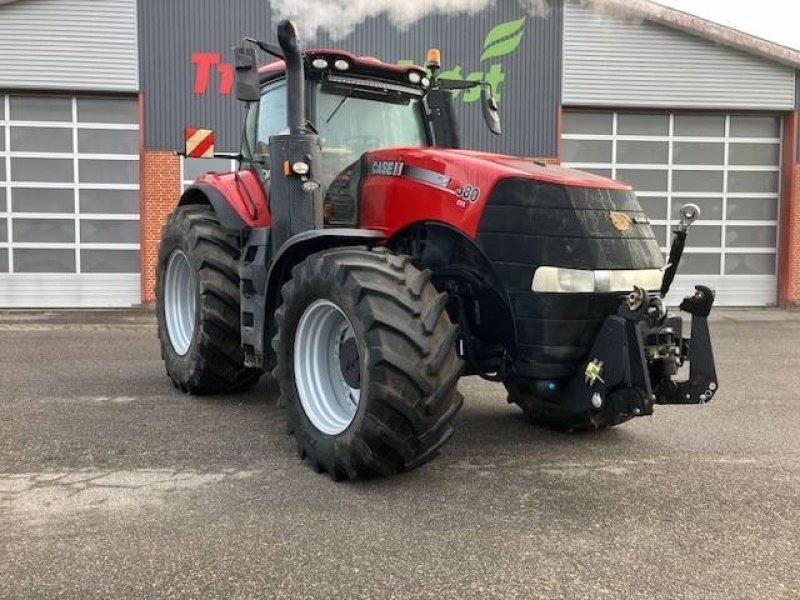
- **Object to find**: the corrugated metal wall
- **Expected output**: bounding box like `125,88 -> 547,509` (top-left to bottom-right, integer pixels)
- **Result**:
137,0 -> 563,156
0,0 -> 138,92
563,0 -> 796,110
316,0 -> 563,157
137,0 -> 272,152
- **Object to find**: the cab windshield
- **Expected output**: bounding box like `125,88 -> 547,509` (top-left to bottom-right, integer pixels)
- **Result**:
315,81 -> 428,166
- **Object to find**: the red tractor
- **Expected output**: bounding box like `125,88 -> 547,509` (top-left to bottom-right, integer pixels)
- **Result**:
156,21 -> 718,479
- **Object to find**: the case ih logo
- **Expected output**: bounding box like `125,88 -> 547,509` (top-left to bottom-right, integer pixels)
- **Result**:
370,160 -> 404,176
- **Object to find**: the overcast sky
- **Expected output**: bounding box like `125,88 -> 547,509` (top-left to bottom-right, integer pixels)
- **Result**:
654,0 -> 799,50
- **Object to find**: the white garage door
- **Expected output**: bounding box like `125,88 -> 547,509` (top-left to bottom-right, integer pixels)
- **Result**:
562,111 -> 782,306
0,94 -> 140,307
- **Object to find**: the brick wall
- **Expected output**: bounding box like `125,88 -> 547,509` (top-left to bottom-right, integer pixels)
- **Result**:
785,163 -> 800,306
779,111 -> 800,308
140,150 -> 181,304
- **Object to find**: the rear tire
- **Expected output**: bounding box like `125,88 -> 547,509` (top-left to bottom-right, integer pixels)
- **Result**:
505,380 -> 630,432
156,204 -> 261,394
273,247 -> 464,480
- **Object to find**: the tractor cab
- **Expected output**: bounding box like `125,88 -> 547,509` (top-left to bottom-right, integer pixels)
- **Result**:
241,50 -> 433,187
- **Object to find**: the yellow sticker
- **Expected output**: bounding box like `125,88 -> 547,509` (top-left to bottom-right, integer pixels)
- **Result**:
584,359 -> 605,387
609,211 -> 633,232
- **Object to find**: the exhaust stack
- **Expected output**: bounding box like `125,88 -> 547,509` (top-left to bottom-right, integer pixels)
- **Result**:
268,20 -> 323,255
276,20 -> 305,135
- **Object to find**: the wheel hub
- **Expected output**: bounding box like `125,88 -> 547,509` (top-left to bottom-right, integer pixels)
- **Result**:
164,249 -> 196,356
293,299 -> 361,435
338,336 -> 360,389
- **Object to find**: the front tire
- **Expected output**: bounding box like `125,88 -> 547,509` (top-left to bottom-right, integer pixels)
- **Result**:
273,247 -> 464,480
156,204 -> 261,394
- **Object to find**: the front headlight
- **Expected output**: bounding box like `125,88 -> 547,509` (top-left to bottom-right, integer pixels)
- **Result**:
532,267 -> 663,293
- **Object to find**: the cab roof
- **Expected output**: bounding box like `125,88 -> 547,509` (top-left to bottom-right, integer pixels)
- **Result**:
258,48 -> 428,88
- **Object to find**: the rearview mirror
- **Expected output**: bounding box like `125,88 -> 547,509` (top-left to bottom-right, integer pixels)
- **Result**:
234,45 -> 260,102
481,87 -> 502,136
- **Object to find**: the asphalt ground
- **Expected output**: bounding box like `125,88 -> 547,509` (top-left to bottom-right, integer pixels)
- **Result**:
1,309 -> 799,599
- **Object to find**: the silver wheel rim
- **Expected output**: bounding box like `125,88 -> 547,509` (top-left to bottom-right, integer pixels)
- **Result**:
293,299 -> 361,435
164,249 -> 196,356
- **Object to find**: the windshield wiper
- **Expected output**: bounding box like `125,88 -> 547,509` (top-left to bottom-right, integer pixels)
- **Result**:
325,89 -> 353,124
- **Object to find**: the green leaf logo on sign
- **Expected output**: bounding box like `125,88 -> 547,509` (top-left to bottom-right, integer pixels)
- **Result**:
480,16 -> 526,61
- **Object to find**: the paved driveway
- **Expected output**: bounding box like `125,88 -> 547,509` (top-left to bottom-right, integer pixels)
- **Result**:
1,310 -> 799,599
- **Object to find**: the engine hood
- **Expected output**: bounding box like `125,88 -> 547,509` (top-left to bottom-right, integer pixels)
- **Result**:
364,147 -> 631,191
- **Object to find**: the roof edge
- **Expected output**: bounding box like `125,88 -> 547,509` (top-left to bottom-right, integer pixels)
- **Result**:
586,0 -> 800,70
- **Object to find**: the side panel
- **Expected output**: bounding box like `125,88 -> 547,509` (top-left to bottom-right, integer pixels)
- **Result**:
191,169 -> 271,228
563,1 -> 795,110
0,0 -> 138,92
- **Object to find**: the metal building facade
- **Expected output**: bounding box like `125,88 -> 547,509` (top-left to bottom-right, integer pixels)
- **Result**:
563,0 -> 795,110
0,0 -> 141,307
137,0 -> 272,153
562,0 -> 797,306
0,0 -> 138,92
137,0 -> 563,157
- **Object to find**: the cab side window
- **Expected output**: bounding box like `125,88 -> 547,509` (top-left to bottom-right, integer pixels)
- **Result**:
257,82 -> 287,150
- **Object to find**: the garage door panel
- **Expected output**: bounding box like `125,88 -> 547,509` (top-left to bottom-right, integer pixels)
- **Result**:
727,197 -> 778,221
12,188 -> 74,213
673,115 -> 725,136
10,126 -> 72,152
13,218 -> 75,243
617,113 -> 669,135
670,197 -> 722,220
10,95 -> 72,121
80,219 -> 139,244
0,93 -> 141,307
729,143 -> 780,166
729,115 -> 780,138
80,249 -> 139,273
616,169 -> 668,192
78,129 -> 139,154
76,98 -> 137,124
563,139 -> 612,163
78,159 -> 138,184
11,157 -> 73,182
79,189 -> 139,215
726,226 -> 777,248
639,196 -> 668,220
725,253 -> 776,275
672,142 -> 724,165
563,110 -> 781,306
13,248 -> 76,273
563,111 -> 613,134
616,140 -> 668,164
727,171 -> 779,193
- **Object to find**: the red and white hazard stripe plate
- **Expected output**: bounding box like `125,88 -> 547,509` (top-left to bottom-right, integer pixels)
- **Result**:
184,127 -> 215,158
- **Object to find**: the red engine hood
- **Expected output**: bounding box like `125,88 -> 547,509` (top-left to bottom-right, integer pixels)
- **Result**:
366,147 -> 631,191
359,147 -> 631,239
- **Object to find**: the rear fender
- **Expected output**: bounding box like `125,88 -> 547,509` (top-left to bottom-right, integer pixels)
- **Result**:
180,169 -> 270,231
